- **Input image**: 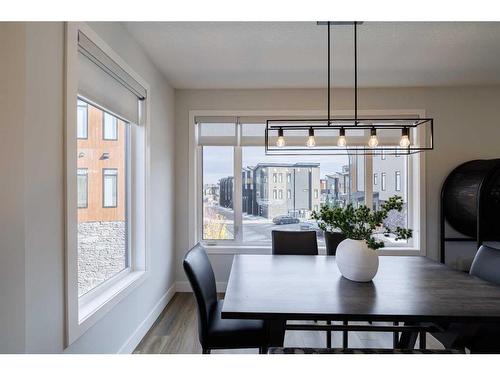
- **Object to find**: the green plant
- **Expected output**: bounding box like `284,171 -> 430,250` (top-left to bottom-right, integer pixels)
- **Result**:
311,195 -> 412,250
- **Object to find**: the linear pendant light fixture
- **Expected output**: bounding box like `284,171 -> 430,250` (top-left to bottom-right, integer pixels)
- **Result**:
265,22 -> 434,155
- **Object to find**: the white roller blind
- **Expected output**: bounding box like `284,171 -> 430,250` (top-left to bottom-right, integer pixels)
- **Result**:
77,31 -> 145,124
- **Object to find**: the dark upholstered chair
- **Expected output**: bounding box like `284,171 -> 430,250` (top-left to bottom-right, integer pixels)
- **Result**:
271,230 -> 318,255
183,244 -> 269,354
430,245 -> 500,353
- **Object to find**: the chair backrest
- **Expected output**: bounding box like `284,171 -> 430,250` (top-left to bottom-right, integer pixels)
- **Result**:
470,245 -> 500,285
183,244 -> 218,345
272,230 -> 318,255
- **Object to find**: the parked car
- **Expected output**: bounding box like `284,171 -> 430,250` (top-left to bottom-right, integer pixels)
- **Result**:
272,215 -> 300,225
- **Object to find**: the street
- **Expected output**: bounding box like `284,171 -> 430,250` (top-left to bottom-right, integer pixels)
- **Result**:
204,203 -> 324,243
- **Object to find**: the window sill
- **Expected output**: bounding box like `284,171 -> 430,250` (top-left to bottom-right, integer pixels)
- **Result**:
202,244 -> 422,256
78,269 -> 147,326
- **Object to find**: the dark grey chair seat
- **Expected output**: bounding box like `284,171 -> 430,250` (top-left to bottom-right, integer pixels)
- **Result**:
206,300 -> 267,349
183,244 -> 269,354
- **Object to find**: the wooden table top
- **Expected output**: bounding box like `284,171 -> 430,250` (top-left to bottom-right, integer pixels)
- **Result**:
221,255 -> 500,323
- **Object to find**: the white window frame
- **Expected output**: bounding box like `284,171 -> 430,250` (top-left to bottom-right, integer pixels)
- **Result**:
64,22 -> 150,346
188,109 -> 426,257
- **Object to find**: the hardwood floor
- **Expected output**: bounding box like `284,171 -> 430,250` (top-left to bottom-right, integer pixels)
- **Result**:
134,292 -> 444,354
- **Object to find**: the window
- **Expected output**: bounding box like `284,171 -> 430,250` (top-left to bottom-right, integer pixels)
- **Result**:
68,24 -> 148,345
77,101 -> 128,297
381,150 -> 386,160
103,112 -> 118,140
103,168 -> 118,208
202,146 -> 234,240
195,116 -> 419,251
77,100 -> 88,139
395,171 -> 401,191
77,168 -> 88,208
373,152 -> 409,246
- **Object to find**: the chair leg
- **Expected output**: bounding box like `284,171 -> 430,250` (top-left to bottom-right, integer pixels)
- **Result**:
202,348 -> 211,354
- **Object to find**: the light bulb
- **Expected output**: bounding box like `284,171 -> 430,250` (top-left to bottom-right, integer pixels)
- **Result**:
276,128 -> 285,147
399,128 -> 410,147
337,128 -> 347,147
368,128 -> 378,148
306,128 -> 316,148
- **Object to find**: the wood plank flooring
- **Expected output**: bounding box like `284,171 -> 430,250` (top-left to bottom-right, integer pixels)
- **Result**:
134,292 -> 444,354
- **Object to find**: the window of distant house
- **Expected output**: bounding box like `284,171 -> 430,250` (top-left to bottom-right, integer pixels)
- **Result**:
77,100 -> 88,139
381,150 -> 386,160
287,173 -> 291,183
278,189 -> 283,199
381,172 -> 386,191
374,173 -> 378,185
103,112 -> 118,140
273,173 -> 277,183
77,168 -> 88,208
287,189 -> 291,199
103,168 -> 118,208
273,189 -> 278,199
278,173 -> 283,183
314,189 -> 319,199
395,171 -> 401,191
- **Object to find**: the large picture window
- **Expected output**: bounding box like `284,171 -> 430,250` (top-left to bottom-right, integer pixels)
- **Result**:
196,116 -> 419,250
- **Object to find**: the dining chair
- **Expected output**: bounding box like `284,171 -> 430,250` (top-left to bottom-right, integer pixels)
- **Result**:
183,244 -> 269,354
430,244 -> 500,353
271,230 -> 318,255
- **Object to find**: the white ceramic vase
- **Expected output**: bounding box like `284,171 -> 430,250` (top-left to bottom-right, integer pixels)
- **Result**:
336,239 -> 379,282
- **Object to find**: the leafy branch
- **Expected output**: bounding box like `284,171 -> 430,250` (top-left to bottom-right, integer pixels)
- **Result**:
311,195 -> 412,250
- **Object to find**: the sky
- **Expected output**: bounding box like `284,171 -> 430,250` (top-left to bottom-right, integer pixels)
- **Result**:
203,146 -> 348,185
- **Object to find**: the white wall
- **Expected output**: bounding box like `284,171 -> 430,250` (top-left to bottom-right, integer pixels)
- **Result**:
174,87 -> 500,284
0,22 -> 27,354
0,22 -> 176,353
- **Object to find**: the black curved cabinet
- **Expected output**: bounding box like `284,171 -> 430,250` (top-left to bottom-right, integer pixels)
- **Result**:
440,159 -> 500,264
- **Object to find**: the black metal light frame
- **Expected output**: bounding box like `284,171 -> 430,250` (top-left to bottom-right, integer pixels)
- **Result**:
265,21 -> 434,156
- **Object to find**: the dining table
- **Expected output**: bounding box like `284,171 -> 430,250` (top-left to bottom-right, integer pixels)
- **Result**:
221,254 -> 500,349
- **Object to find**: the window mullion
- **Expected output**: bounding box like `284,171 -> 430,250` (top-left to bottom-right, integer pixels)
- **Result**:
364,154 -> 373,209
234,121 -> 243,242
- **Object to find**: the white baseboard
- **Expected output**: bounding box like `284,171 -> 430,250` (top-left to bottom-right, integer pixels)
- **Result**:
118,283 -> 176,354
175,281 -> 227,293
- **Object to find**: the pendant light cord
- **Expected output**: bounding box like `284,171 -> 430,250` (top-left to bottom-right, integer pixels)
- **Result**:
354,21 -> 358,126
327,21 -> 331,126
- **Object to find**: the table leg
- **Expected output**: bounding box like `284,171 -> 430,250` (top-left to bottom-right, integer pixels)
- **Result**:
396,322 -> 419,349
393,322 -> 399,349
266,319 -> 287,348
343,320 -> 348,349
419,330 -> 426,350
326,320 -> 332,348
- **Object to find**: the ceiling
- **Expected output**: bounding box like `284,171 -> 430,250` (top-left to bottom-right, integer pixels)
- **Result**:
123,22 -> 500,89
